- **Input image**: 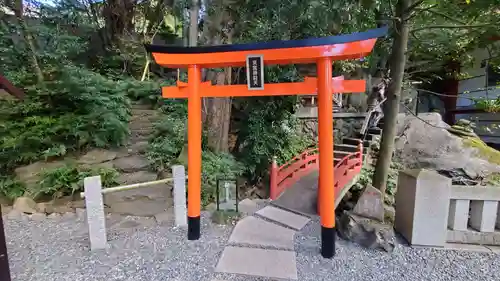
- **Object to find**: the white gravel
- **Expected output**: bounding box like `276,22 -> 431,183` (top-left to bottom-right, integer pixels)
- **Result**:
4,211 -> 231,281
4,213 -> 500,281
293,218 -> 500,281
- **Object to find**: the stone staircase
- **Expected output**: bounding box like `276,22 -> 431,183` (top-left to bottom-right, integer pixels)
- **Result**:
127,102 -> 161,151
334,125 -> 383,165
102,102 -> 174,217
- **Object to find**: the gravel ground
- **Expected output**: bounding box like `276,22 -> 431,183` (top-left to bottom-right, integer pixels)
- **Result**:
4,212 -> 500,281
213,216 -> 500,281
4,211 -> 232,281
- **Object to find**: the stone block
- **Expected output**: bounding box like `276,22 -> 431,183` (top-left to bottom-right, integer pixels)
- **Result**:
470,201 -> 498,233
215,246 -> 297,280
447,229 -> 500,245
13,197 -> 37,214
352,184 -> 384,221
172,165 -> 187,227
448,199 -> 470,231
228,216 -> 295,249
394,169 -> 451,247
256,206 -> 310,230
237,199 -> 259,215
84,176 -> 107,251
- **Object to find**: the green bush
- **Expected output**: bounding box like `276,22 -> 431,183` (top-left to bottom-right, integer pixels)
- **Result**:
235,96 -> 314,181
146,100 -> 188,170
35,164 -> 119,199
121,79 -> 177,107
201,151 -> 245,207
353,160 -> 403,201
0,177 -> 26,201
0,65 -> 131,172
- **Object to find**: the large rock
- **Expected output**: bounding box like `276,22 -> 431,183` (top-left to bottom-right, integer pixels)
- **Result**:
77,149 -> 117,164
112,156 -> 150,173
14,160 -> 68,189
13,197 -> 37,214
116,171 -> 157,185
337,211 -> 395,252
394,113 -> 500,179
352,184 -> 384,222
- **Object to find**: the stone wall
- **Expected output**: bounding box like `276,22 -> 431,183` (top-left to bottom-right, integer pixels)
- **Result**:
299,112 -> 367,143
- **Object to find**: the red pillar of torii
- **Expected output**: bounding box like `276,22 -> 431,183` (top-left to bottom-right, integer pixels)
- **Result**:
146,26 -> 387,258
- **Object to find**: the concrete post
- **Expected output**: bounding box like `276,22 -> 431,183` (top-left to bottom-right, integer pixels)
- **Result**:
84,176 -> 107,251
448,199 -> 470,231
470,201 -> 498,232
394,169 -> 451,247
173,165 -> 187,227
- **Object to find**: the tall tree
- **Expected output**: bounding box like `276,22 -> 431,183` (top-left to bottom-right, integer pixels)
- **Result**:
372,0 -> 411,194
201,0 -> 236,153
5,0 -> 44,83
372,0 -> 500,193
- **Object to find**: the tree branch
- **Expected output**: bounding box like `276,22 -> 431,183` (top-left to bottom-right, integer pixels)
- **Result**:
411,23 -> 492,33
405,0 -> 425,13
423,9 -> 466,25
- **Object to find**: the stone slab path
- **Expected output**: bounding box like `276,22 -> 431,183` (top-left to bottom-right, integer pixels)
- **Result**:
271,171 -> 319,216
215,205 -> 311,280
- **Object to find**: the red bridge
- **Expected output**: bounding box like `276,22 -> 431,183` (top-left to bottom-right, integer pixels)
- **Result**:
269,142 -> 364,215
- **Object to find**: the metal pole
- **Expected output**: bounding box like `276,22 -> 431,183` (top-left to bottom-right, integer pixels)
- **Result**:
0,205 -> 12,281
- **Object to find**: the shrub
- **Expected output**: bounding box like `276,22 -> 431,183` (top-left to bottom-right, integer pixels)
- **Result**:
35,164 -> 119,199
235,96 -> 314,181
146,100 -> 188,170
353,160 -> 403,203
0,66 -> 131,172
201,151 -> 245,207
0,177 -> 26,201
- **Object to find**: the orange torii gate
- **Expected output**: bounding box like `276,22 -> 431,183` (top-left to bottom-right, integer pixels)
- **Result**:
145,26 -> 387,258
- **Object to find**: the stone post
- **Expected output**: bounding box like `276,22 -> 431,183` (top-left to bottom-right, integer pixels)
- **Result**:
84,176 -> 107,251
394,169 -> 451,247
173,165 -> 187,227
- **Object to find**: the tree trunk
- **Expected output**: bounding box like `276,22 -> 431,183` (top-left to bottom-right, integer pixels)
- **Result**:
8,0 -> 44,84
102,0 -> 136,47
176,0 -> 201,164
199,0 -> 235,153
372,0 -> 411,195
205,70 -> 232,153
189,0 -> 200,47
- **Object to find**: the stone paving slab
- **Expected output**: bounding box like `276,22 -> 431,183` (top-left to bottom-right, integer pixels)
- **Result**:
256,206 -> 310,230
271,171 -> 319,216
228,216 -> 296,249
215,246 -> 298,280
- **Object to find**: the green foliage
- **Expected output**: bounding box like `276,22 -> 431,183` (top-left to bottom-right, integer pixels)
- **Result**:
146,100 -> 188,170
474,96 -> 500,113
354,160 -> 403,199
201,151 -> 245,207
35,164 -> 119,198
0,177 -> 26,201
234,66 -> 314,181
0,65 -> 131,172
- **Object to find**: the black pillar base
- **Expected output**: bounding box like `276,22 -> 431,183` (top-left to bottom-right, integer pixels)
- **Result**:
321,226 -> 336,258
188,216 -> 200,240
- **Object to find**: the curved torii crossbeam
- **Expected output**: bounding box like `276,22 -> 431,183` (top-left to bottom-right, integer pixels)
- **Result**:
145,26 -> 388,258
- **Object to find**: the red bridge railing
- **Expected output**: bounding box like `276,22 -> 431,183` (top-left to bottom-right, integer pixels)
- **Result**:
269,143 -> 363,201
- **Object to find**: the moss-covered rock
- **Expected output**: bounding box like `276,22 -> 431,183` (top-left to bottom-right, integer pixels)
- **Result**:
462,137 -> 500,166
